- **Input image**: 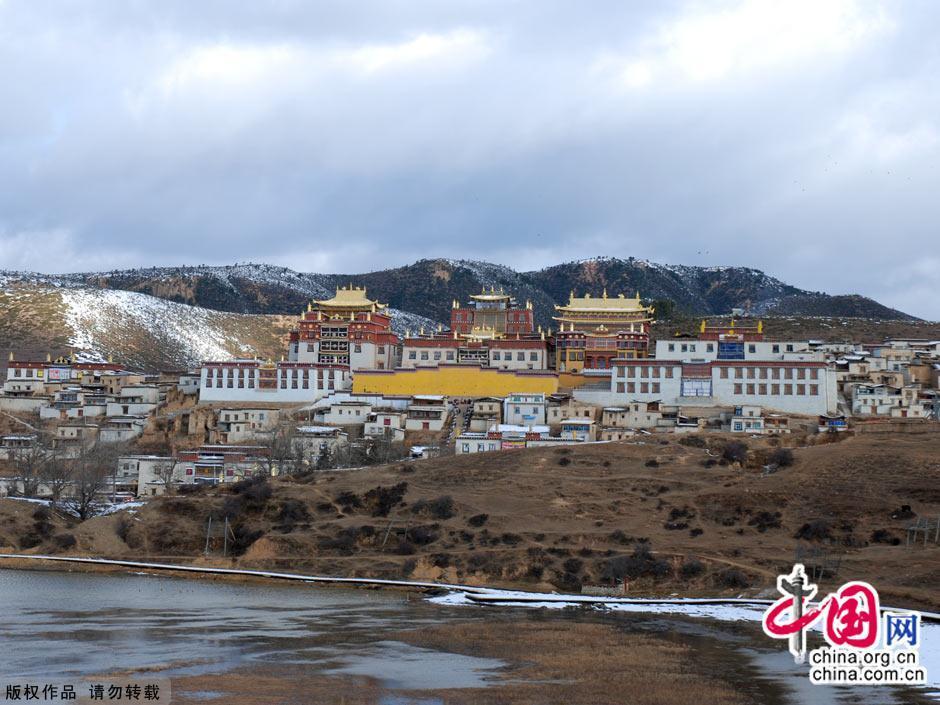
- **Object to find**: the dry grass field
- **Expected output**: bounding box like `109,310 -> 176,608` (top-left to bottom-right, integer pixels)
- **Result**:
3,427 -> 937,611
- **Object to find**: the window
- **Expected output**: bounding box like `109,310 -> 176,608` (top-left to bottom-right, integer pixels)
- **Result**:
759,384 -> 767,395
651,382 -> 660,394
720,367 -> 729,378
493,352 -> 501,361
784,384 -> 793,395
707,343 -> 714,352
772,384 -> 780,395
668,343 -> 675,352
446,351 -> 454,360
354,344 -> 362,353
664,367 -> 673,378
810,385 -> 819,396
786,344 -> 794,352
746,383 -> 755,395
616,382 -> 625,393
433,351 -> 441,360
734,383 -> 743,394
530,352 -> 538,361
640,383 -> 649,393
772,344 -> 780,353
748,344 -> 756,354
627,382 -> 636,393
408,351 -> 416,359
796,384 -> 805,395
420,351 -> 429,360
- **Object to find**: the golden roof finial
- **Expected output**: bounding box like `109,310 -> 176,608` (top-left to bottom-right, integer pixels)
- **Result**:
8,351 -> 13,361
700,319 -> 706,334
602,288 -> 608,299
758,320 -> 764,334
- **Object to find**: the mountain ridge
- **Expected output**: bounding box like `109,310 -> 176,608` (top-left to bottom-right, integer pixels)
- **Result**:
0,256 -> 916,324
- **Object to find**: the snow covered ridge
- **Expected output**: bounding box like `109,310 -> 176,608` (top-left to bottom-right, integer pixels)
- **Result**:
60,287 -> 255,365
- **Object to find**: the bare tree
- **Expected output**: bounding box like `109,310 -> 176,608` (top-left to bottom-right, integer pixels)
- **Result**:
257,422 -> 306,477
10,435 -> 46,497
152,459 -> 177,495
68,442 -> 125,520
40,446 -> 73,509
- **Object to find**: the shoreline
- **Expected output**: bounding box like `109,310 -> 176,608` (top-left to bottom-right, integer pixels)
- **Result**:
4,553 -> 939,622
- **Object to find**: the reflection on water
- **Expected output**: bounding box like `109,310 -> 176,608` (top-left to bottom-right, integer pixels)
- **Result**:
0,569 -> 495,686
0,569 -> 931,704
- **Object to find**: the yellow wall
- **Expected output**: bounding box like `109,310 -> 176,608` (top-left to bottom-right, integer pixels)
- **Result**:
353,365 -> 558,397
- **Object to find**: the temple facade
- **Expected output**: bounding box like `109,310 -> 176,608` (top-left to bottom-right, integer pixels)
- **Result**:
450,288 -> 535,338
553,290 -> 653,372
402,287 -> 548,371
288,286 -> 400,371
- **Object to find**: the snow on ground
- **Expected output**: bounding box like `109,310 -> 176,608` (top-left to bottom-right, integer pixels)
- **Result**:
60,287 -> 246,365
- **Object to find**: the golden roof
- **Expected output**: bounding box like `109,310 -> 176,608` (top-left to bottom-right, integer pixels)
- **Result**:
469,285 -> 510,302
554,289 -> 652,314
314,286 -> 387,310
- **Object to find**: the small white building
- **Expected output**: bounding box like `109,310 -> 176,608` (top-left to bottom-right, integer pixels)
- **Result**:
364,410 -> 407,442
503,392 -> 547,427
406,395 -> 449,432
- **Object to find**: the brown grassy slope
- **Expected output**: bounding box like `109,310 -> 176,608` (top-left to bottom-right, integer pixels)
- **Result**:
5,430 -> 938,610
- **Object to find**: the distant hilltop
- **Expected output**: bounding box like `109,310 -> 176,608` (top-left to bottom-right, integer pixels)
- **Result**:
0,257 -> 917,326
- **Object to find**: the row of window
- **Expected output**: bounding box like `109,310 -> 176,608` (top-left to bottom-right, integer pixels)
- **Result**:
406,349 -> 540,361
618,365 -> 821,380
732,383 -> 820,396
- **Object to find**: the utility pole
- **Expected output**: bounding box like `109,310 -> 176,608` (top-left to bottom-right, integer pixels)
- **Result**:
204,516 -> 212,556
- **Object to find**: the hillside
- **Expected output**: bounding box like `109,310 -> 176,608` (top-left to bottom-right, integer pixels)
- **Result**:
0,278 -> 438,370
1,256 -> 919,324
2,430 -> 937,611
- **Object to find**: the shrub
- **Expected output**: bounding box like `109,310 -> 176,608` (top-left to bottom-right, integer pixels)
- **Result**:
794,520 -> 832,541
557,456 -> 571,466
231,476 -> 272,512
52,533 -> 77,550
715,568 -> 750,589
645,459 -> 660,468
680,558 -> 704,579
722,441 -> 749,465
748,511 -> 782,533
467,513 -> 489,527
394,539 -> 416,555
768,448 -> 794,467
411,495 -> 455,520
318,528 -> 359,554
679,436 -> 707,448
275,499 -> 311,533
177,484 -> 204,495
600,542 -> 670,582
406,525 -> 439,546
871,529 -> 901,546
229,524 -> 264,556
689,527 -> 703,537
563,558 -> 583,574
335,491 -> 363,509
363,482 -> 408,517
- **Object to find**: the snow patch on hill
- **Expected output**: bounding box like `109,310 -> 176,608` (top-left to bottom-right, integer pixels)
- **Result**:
60,288 -> 245,366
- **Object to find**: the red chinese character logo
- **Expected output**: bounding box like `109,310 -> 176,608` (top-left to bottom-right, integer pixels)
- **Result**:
762,565 -> 880,662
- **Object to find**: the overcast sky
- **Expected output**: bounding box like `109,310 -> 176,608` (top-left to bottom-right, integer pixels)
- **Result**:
1,1 -> 938,318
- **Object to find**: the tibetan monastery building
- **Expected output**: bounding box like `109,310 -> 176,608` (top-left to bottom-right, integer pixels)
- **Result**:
450,287 -> 535,338
553,290 -> 653,372
403,287 -> 549,371
288,286 -> 400,371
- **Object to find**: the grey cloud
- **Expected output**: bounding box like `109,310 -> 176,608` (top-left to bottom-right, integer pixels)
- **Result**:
0,0 -> 938,318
